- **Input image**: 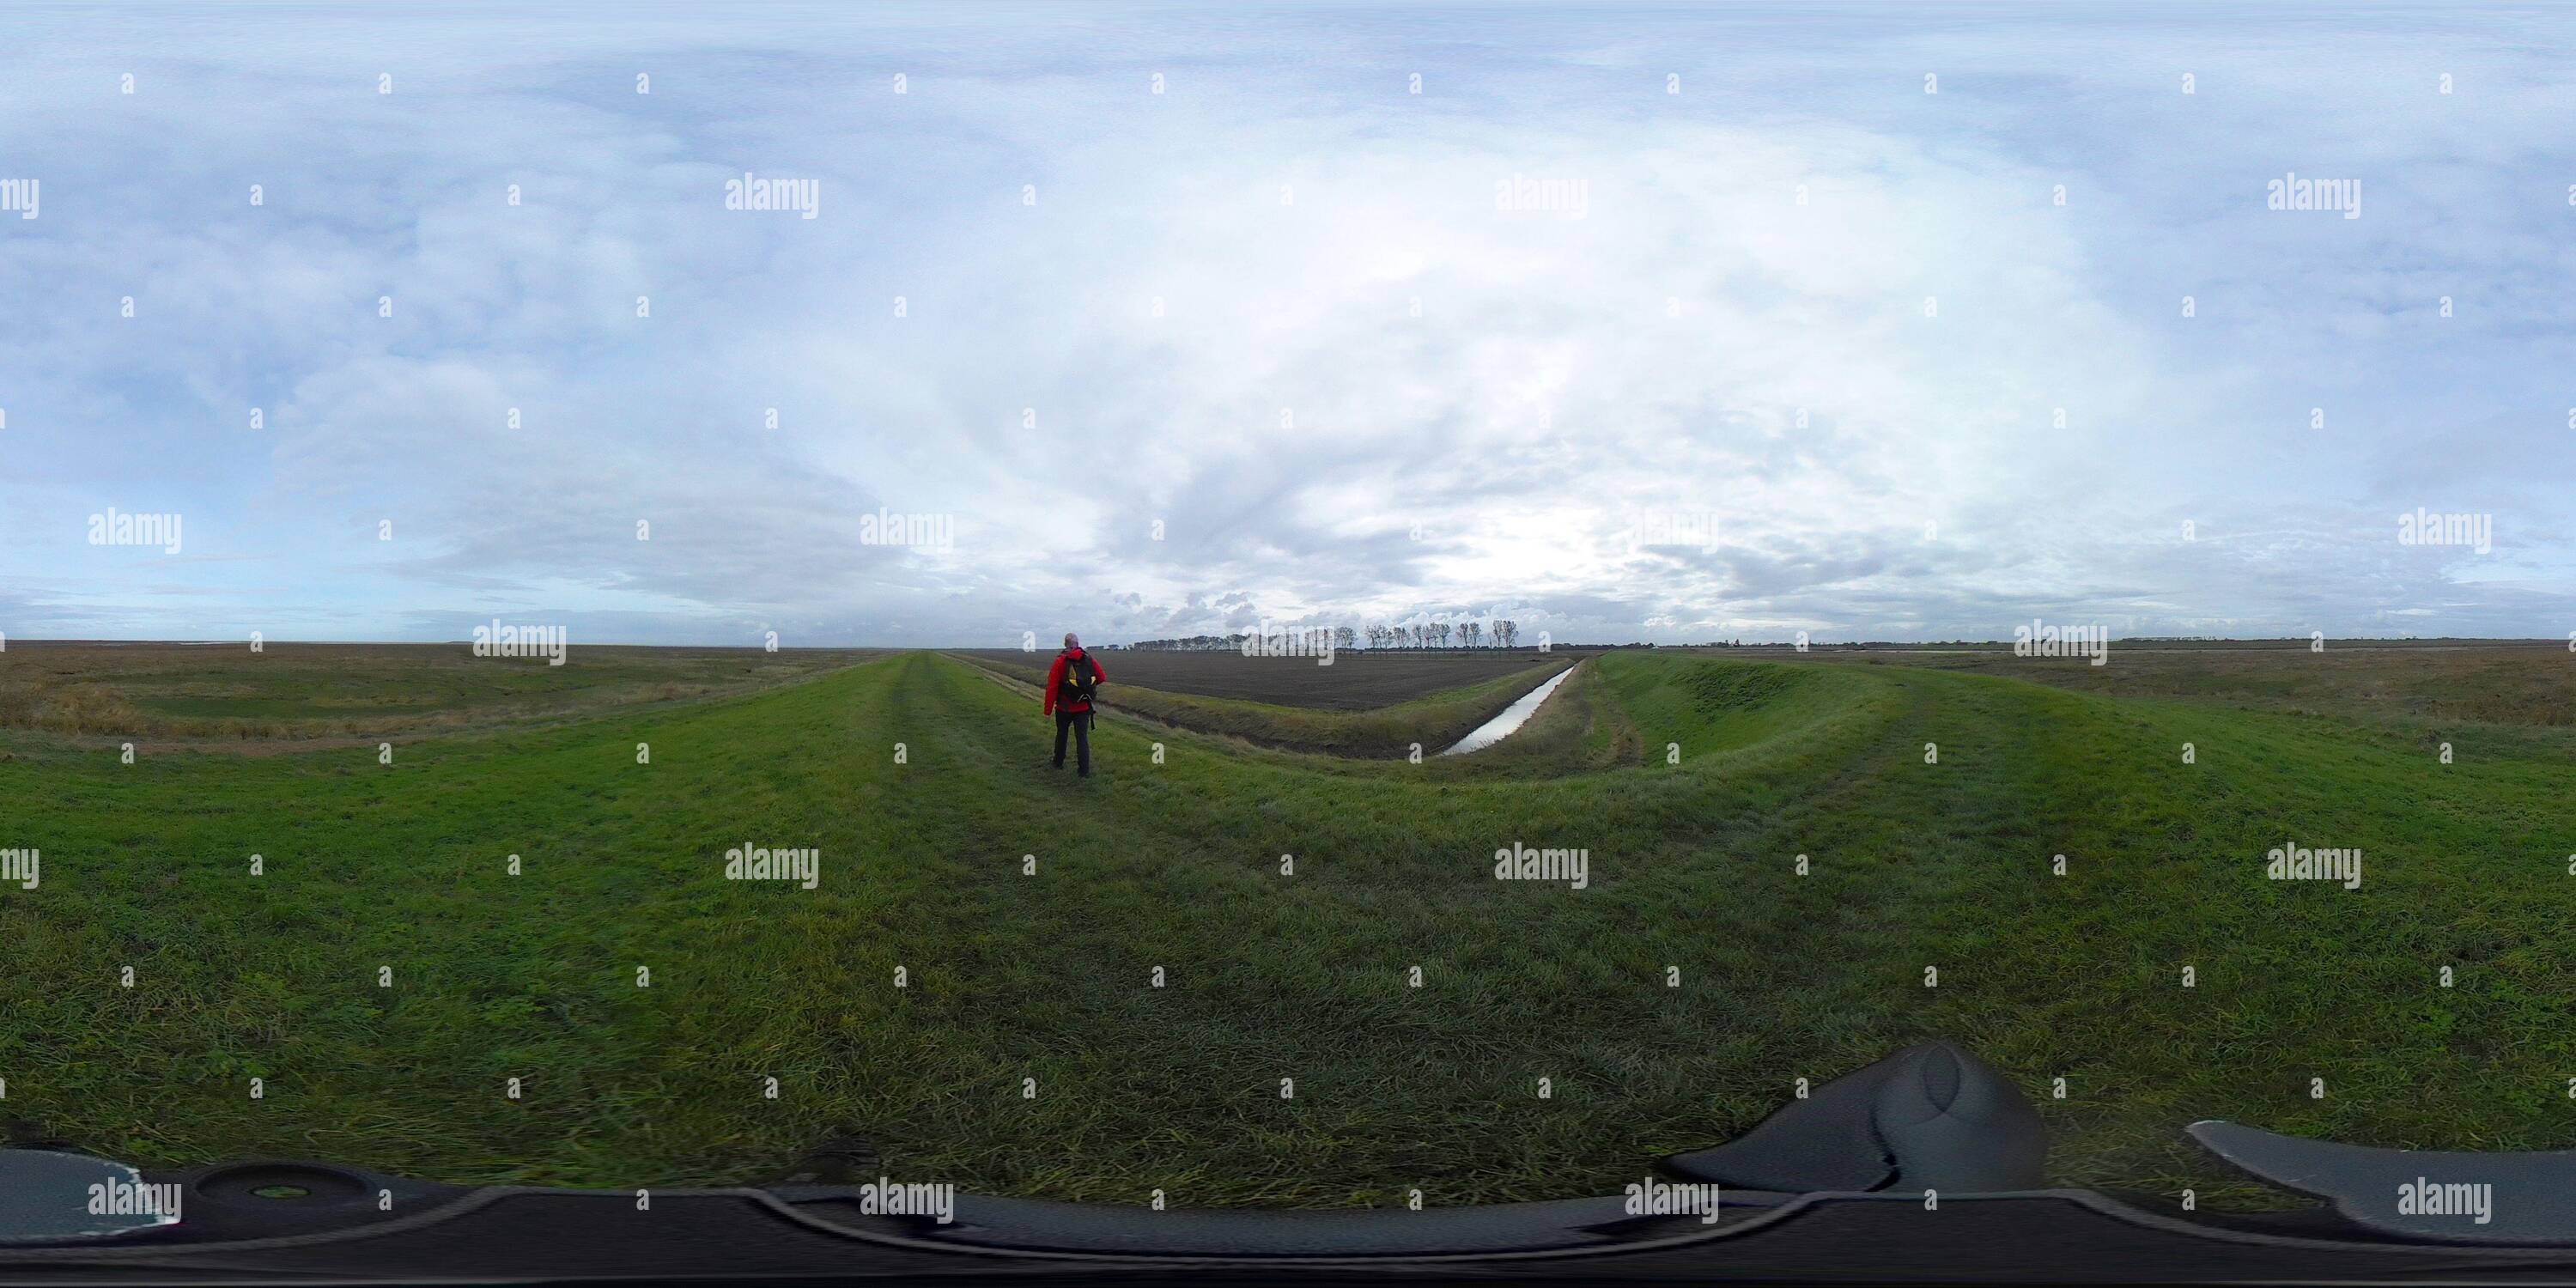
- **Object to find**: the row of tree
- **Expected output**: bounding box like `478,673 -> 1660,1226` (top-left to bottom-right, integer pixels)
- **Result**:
1123,619 -> 1523,652
1361,619 -> 1519,649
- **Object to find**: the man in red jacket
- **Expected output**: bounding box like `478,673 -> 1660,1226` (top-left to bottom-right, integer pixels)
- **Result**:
1042,632 -> 1107,776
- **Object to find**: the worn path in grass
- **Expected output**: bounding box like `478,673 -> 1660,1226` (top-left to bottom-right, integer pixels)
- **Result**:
3,650 -> 2571,1206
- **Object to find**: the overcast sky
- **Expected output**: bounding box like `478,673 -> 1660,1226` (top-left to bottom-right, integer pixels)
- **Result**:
3,3 -> 2571,647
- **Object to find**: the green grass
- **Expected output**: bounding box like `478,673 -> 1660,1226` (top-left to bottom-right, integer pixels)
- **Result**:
3,649 -> 2572,1210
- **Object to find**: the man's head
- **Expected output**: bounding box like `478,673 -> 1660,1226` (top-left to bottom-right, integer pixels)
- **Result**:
1063,632 -> 1080,651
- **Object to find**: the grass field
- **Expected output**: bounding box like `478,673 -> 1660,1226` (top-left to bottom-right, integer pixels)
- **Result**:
3,642 -> 2573,1209
1777,641 -> 2576,728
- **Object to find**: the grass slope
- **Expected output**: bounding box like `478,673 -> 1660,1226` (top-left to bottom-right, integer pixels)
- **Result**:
3,650 -> 2570,1208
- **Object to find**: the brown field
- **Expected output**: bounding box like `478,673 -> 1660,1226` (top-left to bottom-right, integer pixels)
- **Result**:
951,647 -> 1597,710
0,641 -> 883,745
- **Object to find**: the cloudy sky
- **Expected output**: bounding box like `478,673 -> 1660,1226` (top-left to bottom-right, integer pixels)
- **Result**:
3,3 -> 2571,647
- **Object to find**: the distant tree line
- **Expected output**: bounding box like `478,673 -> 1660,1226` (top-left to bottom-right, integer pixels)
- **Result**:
1124,618 -> 1523,652
1361,619 -> 1518,649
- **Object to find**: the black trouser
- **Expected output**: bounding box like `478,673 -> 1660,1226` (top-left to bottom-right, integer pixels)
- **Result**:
1053,709 -> 1092,775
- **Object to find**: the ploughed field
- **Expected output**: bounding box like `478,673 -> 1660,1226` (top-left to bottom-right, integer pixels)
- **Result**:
3,643 -> 2572,1210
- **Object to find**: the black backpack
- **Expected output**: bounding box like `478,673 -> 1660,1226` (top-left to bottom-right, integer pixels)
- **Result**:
1057,651 -> 1098,707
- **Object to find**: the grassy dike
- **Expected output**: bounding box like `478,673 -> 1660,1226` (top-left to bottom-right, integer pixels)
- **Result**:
3,650 -> 2573,1206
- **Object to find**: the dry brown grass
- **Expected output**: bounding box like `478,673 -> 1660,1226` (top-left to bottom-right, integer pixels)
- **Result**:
0,641 -> 884,748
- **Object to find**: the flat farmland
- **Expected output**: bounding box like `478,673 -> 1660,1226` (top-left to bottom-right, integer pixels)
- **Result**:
0,641 -> 884,744
952,647 -> 1597,709
1713,641 -> 2576,728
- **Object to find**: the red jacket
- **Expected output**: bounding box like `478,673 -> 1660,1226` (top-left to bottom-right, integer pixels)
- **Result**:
1042,647 -> 1106,715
